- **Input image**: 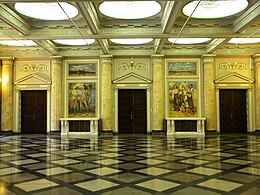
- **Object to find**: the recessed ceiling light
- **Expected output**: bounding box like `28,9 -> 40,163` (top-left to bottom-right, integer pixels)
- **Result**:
53,39 -> 95,46
168,38 -> 211,44
14,3 -> 78,20
183,0 -> 248,19
110,38 -> 153,45
99,1 -> 161,19
0,40 -> 37,46
229,38 -> 260,44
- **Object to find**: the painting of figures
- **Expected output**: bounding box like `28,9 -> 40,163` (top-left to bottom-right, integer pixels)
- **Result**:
168,61 -> 197,76
68,63 -> 96,77
68,82 -> 96,117
168,81 -> 198,117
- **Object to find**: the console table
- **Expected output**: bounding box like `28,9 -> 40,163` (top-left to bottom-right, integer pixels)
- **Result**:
60,118 -> 100,136
165,118 -> 206,136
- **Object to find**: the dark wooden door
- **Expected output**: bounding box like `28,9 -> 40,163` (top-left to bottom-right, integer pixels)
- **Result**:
118,89 -> 147,134
21,90 -> 47,134
220,89 -> 247,133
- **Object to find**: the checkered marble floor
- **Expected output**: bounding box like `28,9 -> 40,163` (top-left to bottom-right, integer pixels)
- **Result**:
1,134 -> 260,194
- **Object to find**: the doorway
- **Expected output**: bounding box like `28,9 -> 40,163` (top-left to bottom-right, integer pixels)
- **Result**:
219,89 -> 247,133
21,90 -> 47,134
118,89 -> 147,134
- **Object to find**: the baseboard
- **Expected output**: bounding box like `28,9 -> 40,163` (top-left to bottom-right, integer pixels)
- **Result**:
152,130 -> 166,135
253,130 -> 260,135
48,130 -> 61,135
0,131 -> 15,136
205,130 -> 219,135
99,130 -> 114,135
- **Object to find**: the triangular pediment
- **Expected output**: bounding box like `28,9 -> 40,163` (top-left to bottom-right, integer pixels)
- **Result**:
113,72 -> 151,84
215,72 -> 254,84
14,73 -> 51,85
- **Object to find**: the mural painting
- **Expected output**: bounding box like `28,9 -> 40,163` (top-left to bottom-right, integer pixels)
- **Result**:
169,81 -> 198,117
168,61 -> 197,76
68,63 -> 96,77
68,82 -> 96,117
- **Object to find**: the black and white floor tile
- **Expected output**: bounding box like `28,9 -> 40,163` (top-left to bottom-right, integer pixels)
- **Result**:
0,134 -> 260,194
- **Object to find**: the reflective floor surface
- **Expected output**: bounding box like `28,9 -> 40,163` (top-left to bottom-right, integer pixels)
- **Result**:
0,134 -> 260,194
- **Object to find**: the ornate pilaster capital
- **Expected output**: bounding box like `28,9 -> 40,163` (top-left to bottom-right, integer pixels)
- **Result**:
0,57 -> 15,66
151,54 -> 164,65
100,55 -> 113,65
50,56 -> 63,65
202,54 -> 216,65
253,54 -> 260,64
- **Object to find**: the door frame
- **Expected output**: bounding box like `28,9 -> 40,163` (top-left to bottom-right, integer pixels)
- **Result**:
113,84 -> 151,134
14,87 -> 51,133
216,87 -> 254,133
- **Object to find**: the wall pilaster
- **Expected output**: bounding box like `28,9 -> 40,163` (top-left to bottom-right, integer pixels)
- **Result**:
1,57 -> 14,131
100,55 -> 112,131
202,54 -> 217,131
254,54 -> 260,130
151,55 -> 164,131
50,56 -> 62,131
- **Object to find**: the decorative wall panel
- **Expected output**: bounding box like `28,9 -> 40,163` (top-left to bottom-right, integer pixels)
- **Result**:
215,58 -> 251,79
113,59 -> 151,81
15,60 -> 50,81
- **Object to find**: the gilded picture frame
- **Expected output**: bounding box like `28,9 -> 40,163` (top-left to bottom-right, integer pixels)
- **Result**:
168,80 -> 198,118
67,82 -> 96,118
166,59 -> 199,77
67,61 -> 97,78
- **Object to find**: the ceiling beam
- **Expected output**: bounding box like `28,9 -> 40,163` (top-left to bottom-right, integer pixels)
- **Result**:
34,40 -> 58,55
162,1 -> 186,33
155,1 -> 186,54
97,39 -> 109,54
75,2 -> 110,54
233,1 -> 260,33
8,26 -> 258,40
154,38 -> 167,54
0,4 -> 31,35
206,38 -> 226,54
0,4 -> 58,55
75,2 -> 99,34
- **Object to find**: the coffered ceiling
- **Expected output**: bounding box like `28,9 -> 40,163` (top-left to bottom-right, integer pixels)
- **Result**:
0,0 -> 259,58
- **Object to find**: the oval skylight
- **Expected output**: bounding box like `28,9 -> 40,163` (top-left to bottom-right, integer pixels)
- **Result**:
229,38 -> 260,44
0,40 -> 37,46
99,1 -> 161,19
14,3 -> 78,20
110,38 -> 153,45
168,38 -> 211,44
53,39 -> 95,46
183,0 -> 248,19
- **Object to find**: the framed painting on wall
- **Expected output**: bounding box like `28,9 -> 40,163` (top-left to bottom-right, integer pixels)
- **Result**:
168,81 -> 198,118
68,82 -> 96,118
167,60 -> 198,77
67,62 -> 97,77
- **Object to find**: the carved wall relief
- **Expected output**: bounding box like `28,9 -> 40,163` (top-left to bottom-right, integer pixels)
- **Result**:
114,59 -> 151,80
215,58 -> 250,79
21,64 -> 47,72
15,60 -> 50,80
219,62 -> 246,70
119,62 -> 145,71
